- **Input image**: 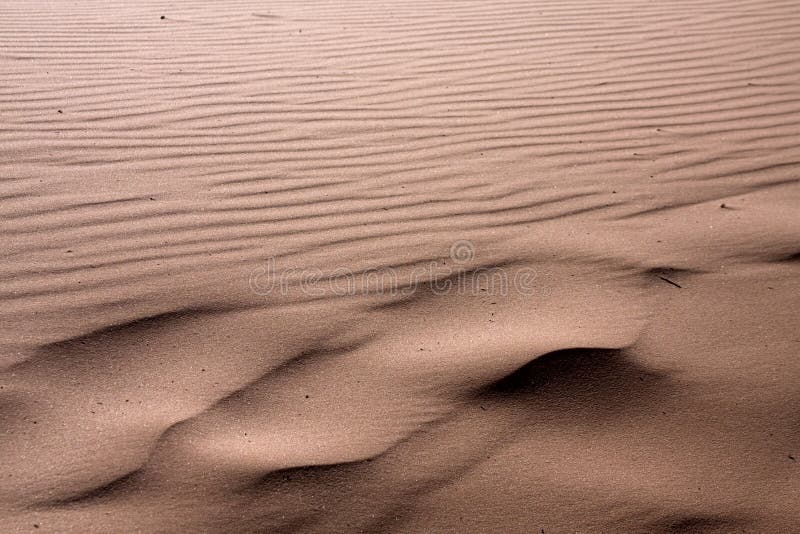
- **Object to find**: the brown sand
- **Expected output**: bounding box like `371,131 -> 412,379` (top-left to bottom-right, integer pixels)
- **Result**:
1,0 -> 799,532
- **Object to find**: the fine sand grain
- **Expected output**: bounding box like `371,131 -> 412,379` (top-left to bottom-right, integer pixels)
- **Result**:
1,0 -> 799,532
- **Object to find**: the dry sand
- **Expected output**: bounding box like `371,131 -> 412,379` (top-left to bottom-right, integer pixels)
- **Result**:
1,0 -> 799,532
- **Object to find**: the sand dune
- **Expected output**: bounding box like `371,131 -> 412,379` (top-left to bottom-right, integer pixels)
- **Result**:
1,0 -> 799,532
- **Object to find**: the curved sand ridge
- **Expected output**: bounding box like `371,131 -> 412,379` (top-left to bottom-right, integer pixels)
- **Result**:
1,0 -> 799,532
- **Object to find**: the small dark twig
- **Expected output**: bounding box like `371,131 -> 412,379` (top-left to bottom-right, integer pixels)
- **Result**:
658,276 -> 682,288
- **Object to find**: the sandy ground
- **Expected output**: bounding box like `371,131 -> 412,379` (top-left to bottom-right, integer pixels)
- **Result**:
1,0 -> 799,532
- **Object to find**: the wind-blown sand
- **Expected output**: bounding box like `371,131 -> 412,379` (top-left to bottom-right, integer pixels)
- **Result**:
1,0 -> 799,532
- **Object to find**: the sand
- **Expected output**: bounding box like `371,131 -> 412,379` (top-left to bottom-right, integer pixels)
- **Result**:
1,0 -> 799,532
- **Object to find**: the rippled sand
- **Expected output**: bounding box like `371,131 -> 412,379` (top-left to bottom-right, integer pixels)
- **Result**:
1,0 -> 799,532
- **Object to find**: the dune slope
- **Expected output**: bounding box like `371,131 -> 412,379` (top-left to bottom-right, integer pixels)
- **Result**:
1,0 -> 799,532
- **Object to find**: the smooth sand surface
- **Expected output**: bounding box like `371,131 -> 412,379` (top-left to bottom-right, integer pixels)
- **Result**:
1,0 -> 799,532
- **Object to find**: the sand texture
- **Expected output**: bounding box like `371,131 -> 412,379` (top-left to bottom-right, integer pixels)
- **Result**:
1,0 -> 799,532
